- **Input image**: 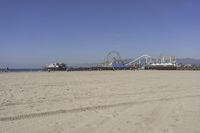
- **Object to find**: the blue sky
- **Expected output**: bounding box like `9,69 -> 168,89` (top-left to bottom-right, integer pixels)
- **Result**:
0,0 -> 200,68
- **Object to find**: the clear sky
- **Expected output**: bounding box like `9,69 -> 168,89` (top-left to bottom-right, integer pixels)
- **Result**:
0,0 -> 200,68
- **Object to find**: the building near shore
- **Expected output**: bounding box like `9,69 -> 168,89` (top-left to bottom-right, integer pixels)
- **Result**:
44,62 -> 67,71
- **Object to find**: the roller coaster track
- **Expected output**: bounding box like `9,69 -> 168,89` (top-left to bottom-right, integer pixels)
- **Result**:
126,54 -> 152,66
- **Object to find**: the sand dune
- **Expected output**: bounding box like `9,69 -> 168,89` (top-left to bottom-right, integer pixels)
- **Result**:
0,71 -> 200,133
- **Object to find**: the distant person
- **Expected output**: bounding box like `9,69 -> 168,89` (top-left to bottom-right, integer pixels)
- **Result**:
4,67 -> 9,72
112,67 -> 115,71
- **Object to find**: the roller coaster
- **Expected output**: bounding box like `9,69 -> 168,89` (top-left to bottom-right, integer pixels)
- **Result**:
125,54 -> 152,66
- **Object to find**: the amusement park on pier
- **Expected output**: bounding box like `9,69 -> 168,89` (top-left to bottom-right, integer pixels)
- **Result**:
45,51 -> 178,71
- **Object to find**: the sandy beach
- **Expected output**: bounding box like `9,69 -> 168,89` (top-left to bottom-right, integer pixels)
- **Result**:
0,71 -> 200,133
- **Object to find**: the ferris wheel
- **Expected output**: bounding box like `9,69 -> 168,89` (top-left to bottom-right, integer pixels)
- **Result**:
106,51 -> 121,63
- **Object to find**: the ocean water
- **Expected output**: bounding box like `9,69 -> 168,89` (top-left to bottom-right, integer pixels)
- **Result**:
0,68 -> 43,72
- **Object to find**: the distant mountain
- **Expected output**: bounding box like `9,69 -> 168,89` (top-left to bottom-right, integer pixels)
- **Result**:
177,58 -> 200,65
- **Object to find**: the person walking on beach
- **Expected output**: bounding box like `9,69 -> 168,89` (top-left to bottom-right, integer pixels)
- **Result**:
5,67 -> 9,72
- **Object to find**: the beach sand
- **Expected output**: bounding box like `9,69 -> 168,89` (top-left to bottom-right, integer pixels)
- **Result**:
0,71 -> 200,133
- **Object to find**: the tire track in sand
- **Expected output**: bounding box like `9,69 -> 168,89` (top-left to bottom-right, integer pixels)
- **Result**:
0,94 -> 200,122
